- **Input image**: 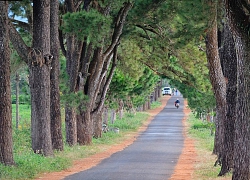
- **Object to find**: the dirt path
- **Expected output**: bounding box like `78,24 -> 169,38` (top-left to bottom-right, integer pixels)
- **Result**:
36,96 -> 195,180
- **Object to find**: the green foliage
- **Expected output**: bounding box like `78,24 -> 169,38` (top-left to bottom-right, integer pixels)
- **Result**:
61,91 -> 89,109
169,78 -> 215,114
107,64 -> 160,109
61,9 -> 112,46
9,0 -> 32,19
59,57 -> 89,109
122,0 -> 213,110
130,67 -> 160,107
118,39 -> 145,79
168,0 -> 211,48
108,69 -> 137,98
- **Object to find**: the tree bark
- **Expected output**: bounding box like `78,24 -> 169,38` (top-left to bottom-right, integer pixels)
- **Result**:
218,23 -> 237,176
205,0 -> 226,160
30,0 -> 53,156
93,110 -> 103,138
103,106 -> 109,125
118,100 -> 124,119
66,38 -> 83,146
16,72 -> 20,130
82,2 -> 132,142
61,1 -> 86,146
65,106 -> 77,146
225,1 -> 250,179
61,2 -> 132,144
77,108 -> 92,145
110,109 -> 116,124
0,1 -> 15,165
92,44 -> 119,138
50,0 -> 63,151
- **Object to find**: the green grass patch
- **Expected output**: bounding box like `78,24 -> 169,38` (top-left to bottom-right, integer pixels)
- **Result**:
109,113 -> 149,131
150,100 -> 162,109
187,114 -> 232,179
12,104 -> 31,122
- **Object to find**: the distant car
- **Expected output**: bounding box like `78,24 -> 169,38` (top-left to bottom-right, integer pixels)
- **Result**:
162,87 -> 172,96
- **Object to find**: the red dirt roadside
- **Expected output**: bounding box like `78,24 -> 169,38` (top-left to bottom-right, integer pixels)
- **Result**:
36,96 -> 195,180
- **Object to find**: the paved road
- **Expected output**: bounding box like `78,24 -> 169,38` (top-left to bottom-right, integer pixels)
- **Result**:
64,95 -> 184,180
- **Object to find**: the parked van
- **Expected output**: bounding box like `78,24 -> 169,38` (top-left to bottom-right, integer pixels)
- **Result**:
162,87 -> 172,96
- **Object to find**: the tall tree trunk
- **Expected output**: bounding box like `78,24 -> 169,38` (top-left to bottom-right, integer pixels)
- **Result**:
118,100 -> 124,119
205,0 -> 226,160
50,0 -> 63,151
77,47 -> 104,144
77,107 -> 92,145
80,2 -> 132,142
0,1 -> 15,166
110,109 -> 116,124
225,1 -> 250,179
16,72 -> 20,130
143,102 -> 148,111
65,36 -> 82,146
92,44 -> 119,138
30,0 -> 53,156
148,97 -> 151,110
64,36 -> 77,146
103,106 -> 109,125
93,110 -> 103,138
65,106 -> 77,146
62,1 -> 88,146
61,1 -> 132,144
218,23 -> 237,176
158,80 -> 162,98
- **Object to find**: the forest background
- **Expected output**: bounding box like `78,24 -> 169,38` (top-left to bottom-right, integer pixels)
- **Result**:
1,0 -> 250,179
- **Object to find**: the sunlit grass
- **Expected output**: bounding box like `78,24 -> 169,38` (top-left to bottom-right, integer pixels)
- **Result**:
12,104 -> 31,122
187,114 -> 232,180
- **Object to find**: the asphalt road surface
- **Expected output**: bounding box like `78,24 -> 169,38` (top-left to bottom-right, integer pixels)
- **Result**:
64,95 -> 184,180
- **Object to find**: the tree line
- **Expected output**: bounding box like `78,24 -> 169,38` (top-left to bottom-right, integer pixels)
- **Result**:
0,0 -> 167,165
1,0 -> 250,179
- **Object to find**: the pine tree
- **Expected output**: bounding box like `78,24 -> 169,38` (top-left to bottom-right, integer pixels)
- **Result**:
0,1 -> 15,166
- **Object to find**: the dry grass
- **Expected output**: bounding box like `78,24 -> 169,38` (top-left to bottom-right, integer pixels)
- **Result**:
187,115 -> 232,180
192,148 -> 232,180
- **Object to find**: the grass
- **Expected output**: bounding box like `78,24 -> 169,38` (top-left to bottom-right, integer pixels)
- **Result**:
187,114 -> 232,180
150,100 -> 162,109
0,103 -> 153,180
12,104 -> 31,121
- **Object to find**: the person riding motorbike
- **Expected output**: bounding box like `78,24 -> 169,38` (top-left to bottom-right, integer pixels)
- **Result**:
175,99 -> 180,108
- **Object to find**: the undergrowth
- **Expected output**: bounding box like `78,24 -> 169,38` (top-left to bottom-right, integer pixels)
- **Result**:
187,114 -> 232,179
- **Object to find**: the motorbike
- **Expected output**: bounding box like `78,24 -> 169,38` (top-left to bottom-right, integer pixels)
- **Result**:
175,103 -> 180,109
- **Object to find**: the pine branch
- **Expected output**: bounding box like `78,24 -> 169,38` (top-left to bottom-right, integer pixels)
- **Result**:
8,20 -> 30,64
103,2 -> 133,60
10,18 -> 32,33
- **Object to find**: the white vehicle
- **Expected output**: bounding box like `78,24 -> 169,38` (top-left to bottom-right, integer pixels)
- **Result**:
162,87 -> 172,96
